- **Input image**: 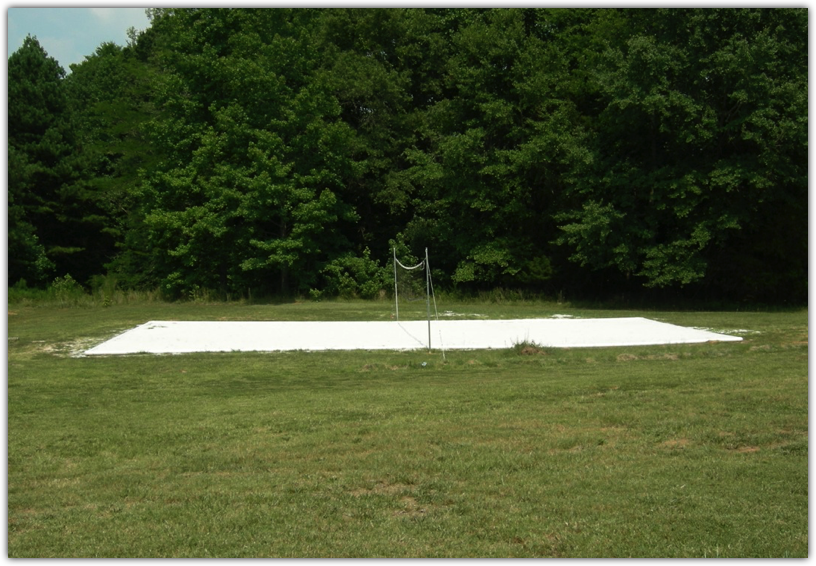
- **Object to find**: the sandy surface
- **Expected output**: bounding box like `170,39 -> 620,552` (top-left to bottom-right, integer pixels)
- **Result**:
83,317 -> 742,355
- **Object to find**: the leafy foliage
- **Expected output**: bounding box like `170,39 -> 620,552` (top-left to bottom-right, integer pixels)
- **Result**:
318,247 -> 388,299
555,9 -> 807,300
7,9 -> 807,304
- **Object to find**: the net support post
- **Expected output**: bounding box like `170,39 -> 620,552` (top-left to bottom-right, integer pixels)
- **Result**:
393,247 -> 399,321
426,247 -> 431,352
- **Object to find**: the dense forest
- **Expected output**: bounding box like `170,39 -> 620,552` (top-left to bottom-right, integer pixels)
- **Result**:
8,8 -> 807,304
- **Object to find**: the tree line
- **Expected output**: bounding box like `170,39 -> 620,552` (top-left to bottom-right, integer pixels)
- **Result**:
8,8 -> 807,304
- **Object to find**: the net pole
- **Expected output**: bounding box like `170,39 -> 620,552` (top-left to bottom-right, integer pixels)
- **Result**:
427,260 -> 446,361
425,247 -> 431,352
393,247 -> 399,321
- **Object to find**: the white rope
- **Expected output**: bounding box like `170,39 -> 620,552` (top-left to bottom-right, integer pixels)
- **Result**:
394,250 -> 425,321
395,258 -> 425,271
396,321 -> 427,348
393,248 -> 445,361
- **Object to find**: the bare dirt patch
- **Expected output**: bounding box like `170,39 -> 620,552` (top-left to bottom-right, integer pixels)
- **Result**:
393,495 -> 429,517
646,353 -> 679,360
735,446 -> 760,453
519,345 -> 549,356
349,481 -> 409,498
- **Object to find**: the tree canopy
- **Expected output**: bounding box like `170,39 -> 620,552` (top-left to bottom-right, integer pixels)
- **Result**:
8,8 -> 807,304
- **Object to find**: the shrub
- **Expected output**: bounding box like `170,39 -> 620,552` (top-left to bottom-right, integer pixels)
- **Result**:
49,274 -> 86,307
320,248 -> 388,299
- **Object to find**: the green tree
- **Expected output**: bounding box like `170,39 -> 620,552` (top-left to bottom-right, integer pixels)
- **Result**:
393,9 -> 589,290
8,146 -> 55,285
316,8 -> 451,260
556,8 -> 807,302
126,9 -> 358,298
63,39 -> 161,285
65,40 -> 167,285
7,36 -> 79,284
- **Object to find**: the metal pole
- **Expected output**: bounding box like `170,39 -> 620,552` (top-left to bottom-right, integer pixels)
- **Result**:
393,247 -> 399,321
426,247 -> 431,351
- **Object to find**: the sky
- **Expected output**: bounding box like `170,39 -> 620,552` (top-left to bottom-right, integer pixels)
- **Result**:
7,7 -> 151,72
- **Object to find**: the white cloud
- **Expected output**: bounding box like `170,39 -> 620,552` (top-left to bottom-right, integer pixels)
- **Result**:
89,7 -> 115,22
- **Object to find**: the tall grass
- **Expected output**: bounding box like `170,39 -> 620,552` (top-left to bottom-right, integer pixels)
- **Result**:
9,276 -> 164,308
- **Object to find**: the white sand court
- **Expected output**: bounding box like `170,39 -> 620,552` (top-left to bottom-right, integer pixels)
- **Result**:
83,317 -> 742,355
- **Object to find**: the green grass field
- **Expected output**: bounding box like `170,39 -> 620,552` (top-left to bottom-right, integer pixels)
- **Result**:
7,299 -> 808,557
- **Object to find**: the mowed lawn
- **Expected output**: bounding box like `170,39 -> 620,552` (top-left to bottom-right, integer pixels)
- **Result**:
7,301 -> 808,557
